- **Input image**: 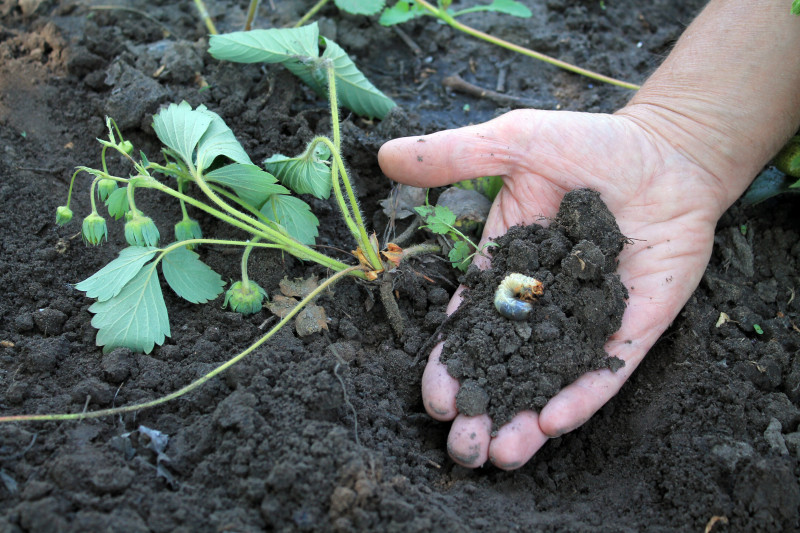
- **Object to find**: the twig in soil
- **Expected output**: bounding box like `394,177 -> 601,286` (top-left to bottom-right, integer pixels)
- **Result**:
90,6 -> 176,38
0,433 -> 36,461
379,273 -> 405,337
391,26 -> 423,57
442,75 -> 541,109
258,315 -> 277,330
328,342 -> 360,448
704,515 -> 729,533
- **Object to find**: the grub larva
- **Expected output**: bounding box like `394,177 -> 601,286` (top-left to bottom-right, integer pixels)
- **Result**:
494,273 -> 544,320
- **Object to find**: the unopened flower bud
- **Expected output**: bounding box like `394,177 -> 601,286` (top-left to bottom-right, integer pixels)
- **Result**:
124,214 -> 160,247
81,213 -> 107,245
223,281 -> 267,315
97,179 -> 118,202
56,205 -> 73,226
174,218 -> 202,249
119,140 -> 134,155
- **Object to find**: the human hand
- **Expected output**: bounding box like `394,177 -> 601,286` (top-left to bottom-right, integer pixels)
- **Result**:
378,108 -> 739,469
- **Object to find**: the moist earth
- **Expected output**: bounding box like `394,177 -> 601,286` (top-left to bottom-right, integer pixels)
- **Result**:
1,0 -> 800,532
441,190 -> 628,430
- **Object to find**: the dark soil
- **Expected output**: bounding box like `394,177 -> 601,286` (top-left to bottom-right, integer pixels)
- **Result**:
442,190 -> 628,430
1,1 -> 799,532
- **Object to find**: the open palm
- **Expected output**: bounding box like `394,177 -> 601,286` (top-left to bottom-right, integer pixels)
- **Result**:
378,109 -> 730,469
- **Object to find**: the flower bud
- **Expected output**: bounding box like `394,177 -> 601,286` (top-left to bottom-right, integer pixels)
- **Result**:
119,140 -> 134,155
124,214 -> 160,247
97,179 -> 118,202
81,213 -> 107,245
223,281 -> 267,315
55,205 -> 73,226
174,218 -> 202,249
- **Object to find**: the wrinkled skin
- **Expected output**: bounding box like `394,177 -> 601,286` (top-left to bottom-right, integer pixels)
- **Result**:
378,108 -> 734,469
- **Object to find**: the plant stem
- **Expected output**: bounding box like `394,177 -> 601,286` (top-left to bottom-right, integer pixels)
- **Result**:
240,238 -> 259,287
0,267 -> 359,424
413,0 -> 640,91
323,65 -> 384,269
294,0 -> 329,28
193,0 -> 218,35
244,0 -> 260,30
140,180 -> 361,276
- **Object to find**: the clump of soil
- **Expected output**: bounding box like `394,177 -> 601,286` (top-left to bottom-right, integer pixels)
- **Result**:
441,189 -> 628,429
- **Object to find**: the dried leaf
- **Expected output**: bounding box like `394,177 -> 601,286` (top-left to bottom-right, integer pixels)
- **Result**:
266,294 -> 298,318
295,304 -> 328,336
279,276 -> 319,298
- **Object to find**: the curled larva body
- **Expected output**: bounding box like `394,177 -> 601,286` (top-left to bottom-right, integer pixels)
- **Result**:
494,273 -> 544,321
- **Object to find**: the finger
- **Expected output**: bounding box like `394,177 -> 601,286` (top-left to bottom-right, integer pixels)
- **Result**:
377,117 -> 520,188
421,286 -> 467,420
421,342 -> 459,421
447,414 -> 492,468
488,411 -> 550,470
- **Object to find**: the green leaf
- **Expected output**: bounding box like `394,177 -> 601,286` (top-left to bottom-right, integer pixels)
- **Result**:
152,102 -> 251,172
152,101 -> 212,166
208,23 -> 396,119
260,194 -> 320,245
75,246 -> 159,301
264,144 -> 332,199
205,163 -> 290,208
415,204 -> 457,235
195,105 -> 253,171
335,0 -> 385,15
379,1 -> 428,25
321,38 -> 396,119
454,0 -> 532,17
741,167 -> 800,205
793,0 -> 800,15
105,186 -> 130,220
161,247 -> 225,304
448,240 -> 473,272
88,264 -> 170,354
208,23 -> 319,65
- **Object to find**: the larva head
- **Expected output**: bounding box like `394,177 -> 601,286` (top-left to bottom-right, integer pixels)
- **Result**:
516,279 -> 544,302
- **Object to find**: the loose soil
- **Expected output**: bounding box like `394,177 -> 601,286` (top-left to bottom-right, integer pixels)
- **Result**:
442,190 -> 628,430
1,1 -> 799,532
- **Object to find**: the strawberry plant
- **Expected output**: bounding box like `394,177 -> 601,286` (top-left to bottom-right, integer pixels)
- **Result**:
0,25 -> 428,424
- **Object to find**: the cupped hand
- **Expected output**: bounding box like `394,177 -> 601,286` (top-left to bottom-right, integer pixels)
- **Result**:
378,108 -> 732,470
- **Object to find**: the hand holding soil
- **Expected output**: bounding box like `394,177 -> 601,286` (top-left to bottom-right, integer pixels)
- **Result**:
379,108 -> 728,468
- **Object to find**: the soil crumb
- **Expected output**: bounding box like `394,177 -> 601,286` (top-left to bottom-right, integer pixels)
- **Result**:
441,189 -> 628,430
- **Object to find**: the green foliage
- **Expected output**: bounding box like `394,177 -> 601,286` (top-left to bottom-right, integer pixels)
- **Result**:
204,163 -> 289,208
793,0 -> 800,15
76,246 -> 225,353
105,187 -> 129,220
415,204 -> 492,271
742,136 -> 800,205
208,23 -> 396,120
224,280 -> 268,315
335,0 -> 385,15
260,195 -> 320,246
453,175 -> 503,201
264,144 -> 333,200
152,101 -> 252,173
379,0 -> 531,26
161,247 -> 226,304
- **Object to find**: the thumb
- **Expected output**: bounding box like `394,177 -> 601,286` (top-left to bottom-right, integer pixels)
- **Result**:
377,115 -> 521,187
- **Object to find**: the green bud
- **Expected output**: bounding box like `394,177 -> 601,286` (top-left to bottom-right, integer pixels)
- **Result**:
97,179 -> 118,202
174,218 -> 202,249
223,281 -> 267,315
81,213 -> 107,245
55,205 -> 73,226
119,140 -> 134,155
124,214 -> 160,247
